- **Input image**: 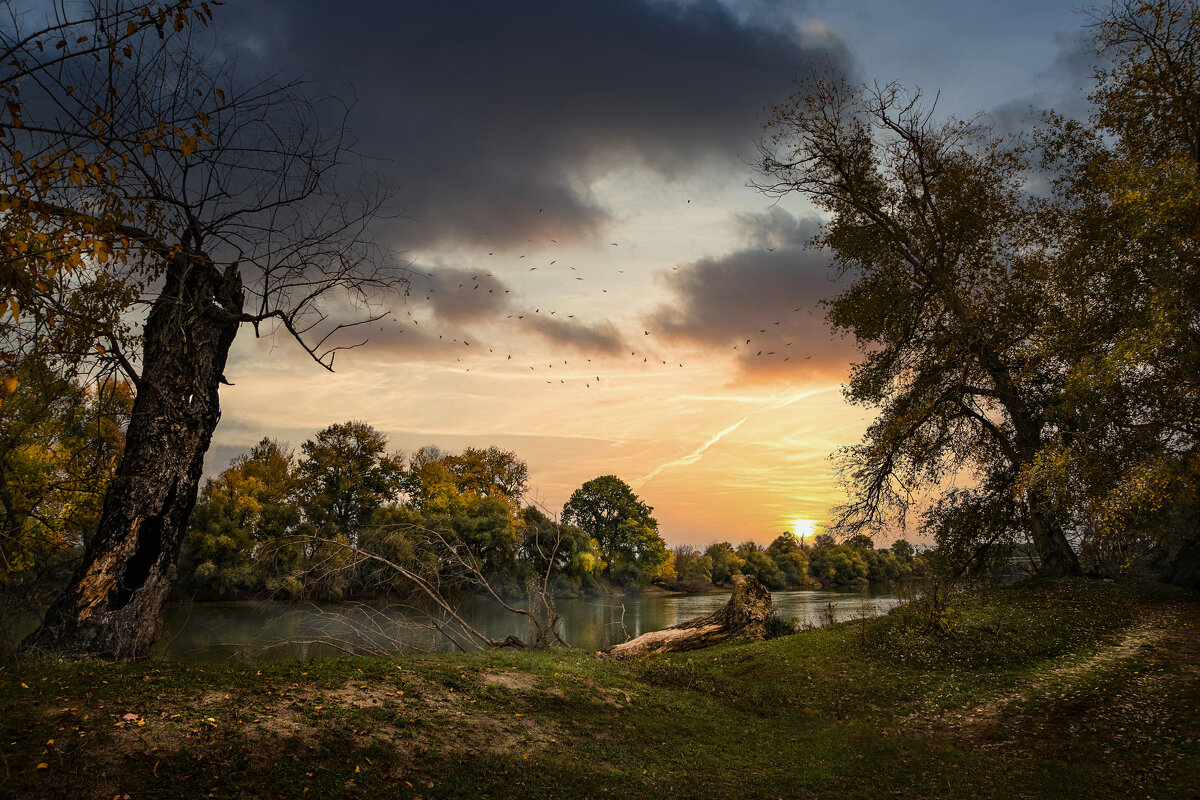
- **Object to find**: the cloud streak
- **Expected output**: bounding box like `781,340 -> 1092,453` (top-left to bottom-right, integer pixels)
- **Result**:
524,316 -> 626,355
631,415 -> 749,490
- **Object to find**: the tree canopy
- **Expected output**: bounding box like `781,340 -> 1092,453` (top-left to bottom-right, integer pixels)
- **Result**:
757,0 -> 1199,581
561,475 -> 670,587
5,1 -> 407,658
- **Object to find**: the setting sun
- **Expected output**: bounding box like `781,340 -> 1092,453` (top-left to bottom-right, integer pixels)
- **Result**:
791,518 -> 819,540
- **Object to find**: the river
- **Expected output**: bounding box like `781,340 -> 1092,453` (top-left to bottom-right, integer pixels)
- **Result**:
152,587 -> 901,661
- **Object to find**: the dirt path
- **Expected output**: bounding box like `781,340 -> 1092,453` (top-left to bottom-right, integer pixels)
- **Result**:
926,600 -> 1200,741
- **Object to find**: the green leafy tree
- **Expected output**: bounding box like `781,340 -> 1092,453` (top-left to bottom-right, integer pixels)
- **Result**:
297,423 -> 403,540
178,439 -> 300,598
809,545 -> 869,587
890,539 -> 916,562
861,547 -> 902,583
1018,0 -> 1200,582
758,0 -> 1200,583
561,476 -> 669,587
739,548 -> 786,590
671,544 -> 715,585
758,67 -> 1084,576
436,494 -> 527,593
703,541 -> 744,585
353,506 -> 427,597
440,447 -> 529,502
290,423 -> 403,599
402,446 -> 530,587
767,533 -> 812,587
0,355 -> 130,648
844,534 -> 875,551
520,506 -> 604,596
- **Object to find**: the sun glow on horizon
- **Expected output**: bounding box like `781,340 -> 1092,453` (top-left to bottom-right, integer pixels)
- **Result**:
791,518 -> 819,540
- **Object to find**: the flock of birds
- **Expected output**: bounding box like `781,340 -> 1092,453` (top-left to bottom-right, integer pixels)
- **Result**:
385,222 -> 817,388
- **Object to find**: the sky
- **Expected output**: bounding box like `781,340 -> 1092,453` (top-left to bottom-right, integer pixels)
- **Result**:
202,0 -> 1095,548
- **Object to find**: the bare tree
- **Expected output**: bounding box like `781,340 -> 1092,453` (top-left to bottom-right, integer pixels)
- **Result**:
308,516 -> 572,652
3,2 -> 407,658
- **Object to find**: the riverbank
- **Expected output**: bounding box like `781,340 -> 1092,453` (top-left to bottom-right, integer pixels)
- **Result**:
152,587 -> 899,659
2,578 -> 1196,799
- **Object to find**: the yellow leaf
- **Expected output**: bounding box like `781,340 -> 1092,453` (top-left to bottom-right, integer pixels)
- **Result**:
215,88 -> 225,103
36,762 -> 48,770
12,151 -> 21,169
180,137 -> 194,158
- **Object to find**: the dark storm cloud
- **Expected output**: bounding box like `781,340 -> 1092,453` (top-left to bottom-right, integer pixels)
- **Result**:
648,209 -> 857,381
217,0 -> 850,251
524,316 -> 626,356
414,267 -> 513,324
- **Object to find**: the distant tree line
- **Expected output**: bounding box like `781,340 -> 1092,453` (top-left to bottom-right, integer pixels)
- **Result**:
0,356 -> 928,655
174,423 -> 672,601
665,534 -> 927,594
175,423 -> 928,602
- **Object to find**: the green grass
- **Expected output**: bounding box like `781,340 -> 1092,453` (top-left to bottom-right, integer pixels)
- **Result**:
1,578 -> 1196,799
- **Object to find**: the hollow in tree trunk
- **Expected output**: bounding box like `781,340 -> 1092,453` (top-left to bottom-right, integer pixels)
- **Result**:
24,252 -> 243,659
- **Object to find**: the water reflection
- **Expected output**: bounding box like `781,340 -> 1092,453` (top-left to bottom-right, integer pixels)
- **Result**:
154,588 -> 901,662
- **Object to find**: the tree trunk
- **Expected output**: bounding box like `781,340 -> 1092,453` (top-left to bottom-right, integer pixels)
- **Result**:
1027,498 -> 1083,577
1165,512 -> 1200,588
1009,417 -> 1083,578
599,575 -> 773,657
24,252 -> 243,659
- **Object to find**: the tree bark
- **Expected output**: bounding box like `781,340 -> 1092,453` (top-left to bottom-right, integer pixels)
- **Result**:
24,252 -> 243,659
599,575 -> 773,657
1027,496 -> 1084,577
1014,431 -> 1083,577
976,340 -> 1084,578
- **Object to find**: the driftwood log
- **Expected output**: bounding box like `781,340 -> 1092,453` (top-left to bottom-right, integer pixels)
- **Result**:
600,575 -> 773,657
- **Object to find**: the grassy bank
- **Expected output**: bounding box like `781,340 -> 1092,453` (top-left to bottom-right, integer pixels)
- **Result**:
2,579 -> 1197,799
